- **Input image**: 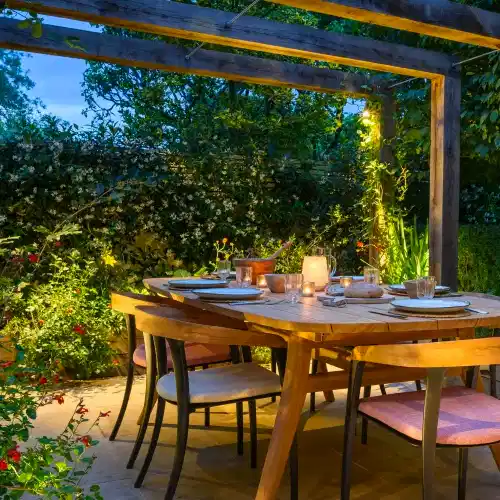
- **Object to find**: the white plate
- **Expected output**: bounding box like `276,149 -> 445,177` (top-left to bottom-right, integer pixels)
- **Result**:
167,279 -> 229,289
330,276 -> 364,282
388,284 -> 451,294
391,299 -> 470,314
193,288 -> 264,300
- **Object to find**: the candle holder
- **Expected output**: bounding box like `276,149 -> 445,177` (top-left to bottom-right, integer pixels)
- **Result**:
302,282 -> 315,297
363,266 -> 380,285
301,255 -> 329,290
256,274 -> 267,288
339,276 -> 353,289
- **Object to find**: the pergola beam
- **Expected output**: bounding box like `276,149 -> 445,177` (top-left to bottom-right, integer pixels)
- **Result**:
0,18 -> 375,96
271,0 -> 500,49
6,0 -> 456,78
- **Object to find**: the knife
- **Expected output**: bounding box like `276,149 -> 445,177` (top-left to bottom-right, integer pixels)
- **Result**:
465,307 -> 489,315
369,310 -> 408,320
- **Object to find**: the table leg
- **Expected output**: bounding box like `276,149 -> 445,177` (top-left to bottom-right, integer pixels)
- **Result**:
317,361 -> 335,402
256,336 -> 312,500
459,328 -> 500,471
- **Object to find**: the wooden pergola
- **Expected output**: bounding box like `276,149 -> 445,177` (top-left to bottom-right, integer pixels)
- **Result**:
3,0 -> 500,289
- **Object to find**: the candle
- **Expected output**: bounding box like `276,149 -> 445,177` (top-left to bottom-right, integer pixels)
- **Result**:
301,256 -> 329,290
302,282 -> 315,297
256,274 -> 267,288
339,276 -> 353,289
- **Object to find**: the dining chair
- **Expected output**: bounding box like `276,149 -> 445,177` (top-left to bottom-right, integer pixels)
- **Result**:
341,337 -> 500,500
133,304 -> 298,500
109,291 -> 235,442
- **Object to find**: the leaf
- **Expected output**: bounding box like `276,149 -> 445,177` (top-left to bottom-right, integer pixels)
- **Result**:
491,110 -> 499,123
55,461 -> 69,472
64,36 -> 86,52
26,407 -> 37,420
17,19 -> 32,29
18,472 -> 33,483
31,21 -> 42,38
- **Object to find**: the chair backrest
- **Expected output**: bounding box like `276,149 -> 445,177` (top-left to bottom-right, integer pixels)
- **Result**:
111,291 -> 171,316
352,337 -> 500,368
135,305 -> 287,348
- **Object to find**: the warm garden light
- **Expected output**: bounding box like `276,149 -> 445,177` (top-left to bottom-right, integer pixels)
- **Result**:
301,256 -> 329,290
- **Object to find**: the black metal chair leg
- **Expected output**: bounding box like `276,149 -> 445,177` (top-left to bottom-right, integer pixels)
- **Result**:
289,434 -> 299,500
236,401 -> 244,456
110,315 -> 136,441
127,333 -> 157,469
490,364 -> 498,398
379,384 -> 386,395
341,361 -> 365,500
202,365 -> 211,427
458,448 -> 468,500
361,386 -> 371,445
249,400 -> 257,469
134,398 -> 166,488
310,359 -> 319,414
416,379 -> 423,391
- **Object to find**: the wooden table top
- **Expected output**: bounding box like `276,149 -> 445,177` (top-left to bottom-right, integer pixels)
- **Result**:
144,278 -> 500,344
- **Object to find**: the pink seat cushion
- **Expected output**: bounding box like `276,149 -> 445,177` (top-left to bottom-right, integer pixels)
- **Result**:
358,386 -> 500,446
133,342 -> 231,369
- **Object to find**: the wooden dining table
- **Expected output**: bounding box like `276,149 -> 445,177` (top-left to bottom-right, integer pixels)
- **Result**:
144,278 -> 500,500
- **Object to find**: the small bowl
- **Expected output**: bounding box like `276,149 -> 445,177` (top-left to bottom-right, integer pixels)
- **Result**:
233,258 -> 276,285
404,280 -> 419,299
265,274 -> 286,293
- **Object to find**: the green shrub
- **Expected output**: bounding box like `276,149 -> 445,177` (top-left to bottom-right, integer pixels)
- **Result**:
4,251 -> 123,379
458,225 -> 500,295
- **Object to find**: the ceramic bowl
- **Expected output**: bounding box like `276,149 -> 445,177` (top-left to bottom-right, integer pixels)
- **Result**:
264,274 -> 286,293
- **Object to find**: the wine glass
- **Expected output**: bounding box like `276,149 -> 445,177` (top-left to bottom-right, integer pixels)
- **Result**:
326,248 -> 337,280
236,266 -> 252,288
217,260 -> 231,281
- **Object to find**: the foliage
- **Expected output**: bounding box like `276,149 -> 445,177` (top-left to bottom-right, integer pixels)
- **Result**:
458,225 -> 500,295
380,216 -> 429,285
3,251 -> 123,379
0,347 -> 104,499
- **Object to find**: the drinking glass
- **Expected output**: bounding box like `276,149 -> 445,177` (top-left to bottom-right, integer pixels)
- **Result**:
236,266 -> 252,288
326,248 -> 337,281
285,273 -> 303,304
217,260 -> 231,281
416,276 -> 437,299
363,266 -> 380,285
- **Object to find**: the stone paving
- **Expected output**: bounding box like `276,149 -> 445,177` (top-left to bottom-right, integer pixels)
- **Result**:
33,373 -> 500,499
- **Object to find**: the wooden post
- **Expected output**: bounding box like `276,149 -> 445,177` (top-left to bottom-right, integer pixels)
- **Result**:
429,72 -> 461,290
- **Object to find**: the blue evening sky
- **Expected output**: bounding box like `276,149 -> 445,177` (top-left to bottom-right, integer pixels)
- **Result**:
21,16 -> 362,126
22,16 -> 99,126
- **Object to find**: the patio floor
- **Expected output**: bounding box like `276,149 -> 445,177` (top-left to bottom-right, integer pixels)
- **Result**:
34,372 -> 500,500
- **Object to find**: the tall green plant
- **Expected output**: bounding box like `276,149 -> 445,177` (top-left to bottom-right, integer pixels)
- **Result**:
382,216 -> 429,284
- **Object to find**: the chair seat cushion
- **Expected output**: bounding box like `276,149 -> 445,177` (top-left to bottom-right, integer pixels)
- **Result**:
156,363 -> 281,404
132,343 -> 231,369
358,386 -> 500,446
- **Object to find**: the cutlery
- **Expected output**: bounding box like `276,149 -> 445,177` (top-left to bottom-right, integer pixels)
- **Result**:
369,310 -> 408,320
465,307 -> 489,315
228,299 -> 287,306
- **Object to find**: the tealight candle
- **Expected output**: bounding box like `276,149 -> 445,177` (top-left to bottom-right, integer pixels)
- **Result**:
339,276 -> 353,289
256,274 -> 267,288
302,282 -> 315,297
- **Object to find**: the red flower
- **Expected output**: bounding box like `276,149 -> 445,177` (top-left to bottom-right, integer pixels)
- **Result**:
76,407 -> 89,415
39,377 -> 48,385
78,435 -> 92,448
73,324 -> 85,335
10,256 -> 24,264
74,288 -> 81,294
53,374 -> 60,383
99,411 -> 111,418
38,319 -> 45,326
0,361 -> 14,369
0,459 -> 7,470
55,241 -> 63,248
28,254 -> 39,263
356,241 -> 365,248
112,359 -> 120,366
7,447 -> 21,463
53,394 -> 64,405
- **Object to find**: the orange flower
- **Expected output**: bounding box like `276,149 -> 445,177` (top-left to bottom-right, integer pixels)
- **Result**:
356,241 -> 364,248
53,394 -> 64,405
99,411 -> 111,418
76,407 -> 89,415
222,237 -> 228,244
38,319 -> 44,326
112,359 -> 120,366
78,435 -> 92,448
